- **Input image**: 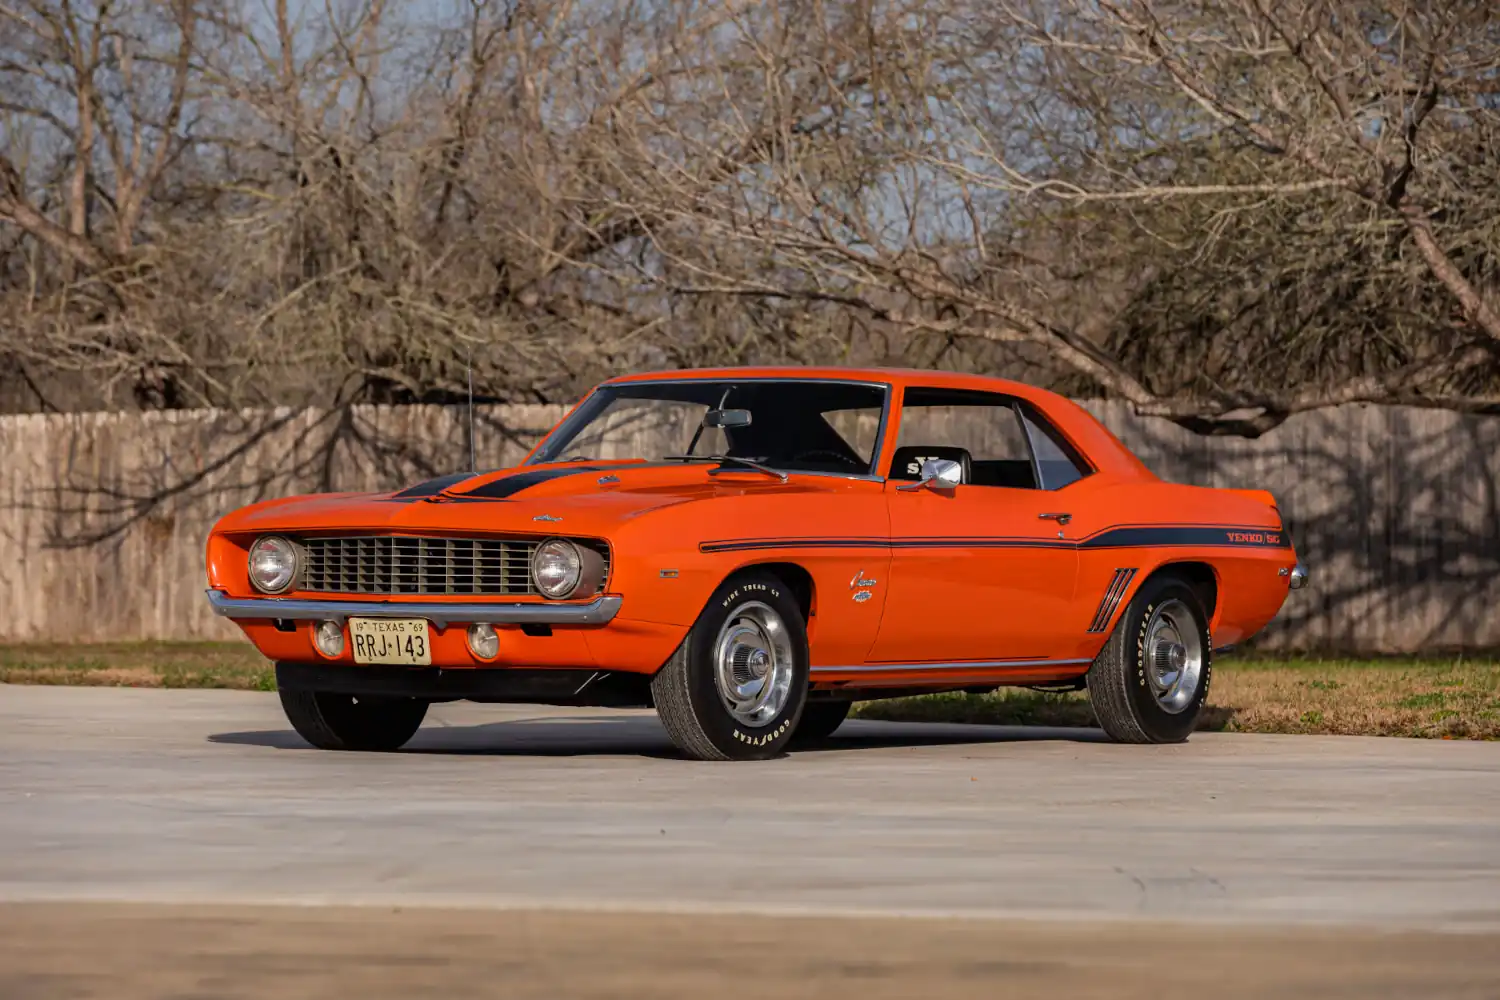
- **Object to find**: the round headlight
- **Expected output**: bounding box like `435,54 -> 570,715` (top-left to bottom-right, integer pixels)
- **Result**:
531,539 -> 582,599
247,535 -> 298,594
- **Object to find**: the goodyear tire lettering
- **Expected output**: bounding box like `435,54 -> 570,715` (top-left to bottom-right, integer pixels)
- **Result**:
1134,601 -> 1155,690
733,718 -> 792,745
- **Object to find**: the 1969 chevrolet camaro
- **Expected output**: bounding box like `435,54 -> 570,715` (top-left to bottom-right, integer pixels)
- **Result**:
205,366 -> 1307,760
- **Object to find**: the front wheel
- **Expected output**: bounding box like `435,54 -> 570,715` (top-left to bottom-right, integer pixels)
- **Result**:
1086,573 -> 1212,743
651,571 -> 810,761
279,689 -> 428,751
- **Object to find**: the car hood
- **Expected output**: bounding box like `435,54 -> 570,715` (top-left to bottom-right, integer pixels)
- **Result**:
214,460 -> 847,539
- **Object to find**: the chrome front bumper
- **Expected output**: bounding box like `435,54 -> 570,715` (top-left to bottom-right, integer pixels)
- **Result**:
204,589 -> 622,628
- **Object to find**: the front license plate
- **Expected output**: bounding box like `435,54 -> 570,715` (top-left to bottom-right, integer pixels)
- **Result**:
349,618 -> 431,665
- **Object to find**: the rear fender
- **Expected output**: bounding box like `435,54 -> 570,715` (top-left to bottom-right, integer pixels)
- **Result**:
1224,488 -> 1282,522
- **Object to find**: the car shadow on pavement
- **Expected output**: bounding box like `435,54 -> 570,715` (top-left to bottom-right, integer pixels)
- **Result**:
793,721 -> 1113,753
207,716 -> 1112,758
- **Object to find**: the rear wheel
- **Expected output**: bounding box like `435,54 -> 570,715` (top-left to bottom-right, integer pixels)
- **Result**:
279,689 -> 428,751
1086,573 -> 1211,743
792,700 -> 852,743
651,571 -> 810,761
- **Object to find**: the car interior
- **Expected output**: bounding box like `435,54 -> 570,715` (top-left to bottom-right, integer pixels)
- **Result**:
887,444 -> 1046,489
535,379 -> 1090,487
890,387 -> 1090,491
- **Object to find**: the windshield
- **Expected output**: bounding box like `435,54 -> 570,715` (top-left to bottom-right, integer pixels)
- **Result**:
528,379 -> 889,476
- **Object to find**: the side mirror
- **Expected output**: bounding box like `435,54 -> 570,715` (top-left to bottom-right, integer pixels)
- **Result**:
704,408 -> 752,429
897,457 -> 963,492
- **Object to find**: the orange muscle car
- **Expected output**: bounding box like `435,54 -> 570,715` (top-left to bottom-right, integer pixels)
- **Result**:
205,367 -> 1307,760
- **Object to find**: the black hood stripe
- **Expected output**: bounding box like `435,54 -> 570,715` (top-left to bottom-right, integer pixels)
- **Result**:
433,461 -> 691,501
456,465 -> 610,499
389,471 -> 481,499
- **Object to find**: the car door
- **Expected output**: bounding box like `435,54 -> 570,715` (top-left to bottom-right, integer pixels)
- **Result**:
866,388 -> 1082,664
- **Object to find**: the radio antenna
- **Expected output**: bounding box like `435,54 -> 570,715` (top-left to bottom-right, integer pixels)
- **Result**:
466,353 -> 476,473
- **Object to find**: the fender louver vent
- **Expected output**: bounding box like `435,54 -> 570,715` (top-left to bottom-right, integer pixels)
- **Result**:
1087,568 -> 1138,633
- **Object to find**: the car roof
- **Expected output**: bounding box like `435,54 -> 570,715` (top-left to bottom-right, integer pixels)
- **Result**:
605,365 -> 1047,398
603,365 -> 1154,481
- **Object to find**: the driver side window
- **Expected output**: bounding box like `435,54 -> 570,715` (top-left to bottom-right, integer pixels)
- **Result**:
890,388 -> 1088,490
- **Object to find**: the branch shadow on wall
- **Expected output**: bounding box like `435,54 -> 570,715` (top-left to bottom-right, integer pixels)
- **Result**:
16,403 -> 562,553
1117,405 -> 1500,654
6,400 -> 1500,654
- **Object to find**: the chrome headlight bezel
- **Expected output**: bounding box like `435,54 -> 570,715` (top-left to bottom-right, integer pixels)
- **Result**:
247,535 -> 299,594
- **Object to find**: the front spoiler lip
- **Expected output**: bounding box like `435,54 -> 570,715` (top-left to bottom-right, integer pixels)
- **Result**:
204,589 -> 622,628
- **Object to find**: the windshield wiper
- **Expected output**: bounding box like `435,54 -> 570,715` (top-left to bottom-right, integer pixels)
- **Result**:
663,454 -> 789,483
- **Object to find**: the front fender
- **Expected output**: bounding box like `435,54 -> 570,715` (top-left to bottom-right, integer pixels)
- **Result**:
602,486 -> 893,668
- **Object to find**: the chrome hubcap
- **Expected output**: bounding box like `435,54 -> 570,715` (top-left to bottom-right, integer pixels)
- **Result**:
1144,599 -> 1203,714
713,601 -> 794,727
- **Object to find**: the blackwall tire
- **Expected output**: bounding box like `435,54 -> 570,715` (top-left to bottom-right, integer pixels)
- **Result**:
651,571 -> 810,761
791,700 -> 852,744
1085,573 -> 1212,744
279,689 -> 428,751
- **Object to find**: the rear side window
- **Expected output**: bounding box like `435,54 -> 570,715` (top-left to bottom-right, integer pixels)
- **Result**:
1019,405 -> 1089,490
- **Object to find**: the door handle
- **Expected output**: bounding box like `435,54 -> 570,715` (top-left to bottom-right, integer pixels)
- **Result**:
1039,512 -> 1072,525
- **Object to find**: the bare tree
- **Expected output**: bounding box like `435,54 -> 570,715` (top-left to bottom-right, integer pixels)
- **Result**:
1,0 -> 1496,437
1019,0 -> 1500,431
572,0 -> 1499,434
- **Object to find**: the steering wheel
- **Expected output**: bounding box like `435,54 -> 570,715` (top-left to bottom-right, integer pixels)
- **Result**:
791,448 -> 863,469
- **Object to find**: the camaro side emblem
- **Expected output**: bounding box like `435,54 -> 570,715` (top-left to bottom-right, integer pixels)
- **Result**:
851,569 -> 876,603
533,514 -> 562,522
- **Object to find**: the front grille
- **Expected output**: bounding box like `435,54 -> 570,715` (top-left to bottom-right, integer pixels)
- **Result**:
298,535 -> 608,597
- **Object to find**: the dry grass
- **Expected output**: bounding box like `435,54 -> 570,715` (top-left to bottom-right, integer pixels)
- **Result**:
2,644 -> 1497,739
0,642 -> 274,691
854,654 -> 1500,740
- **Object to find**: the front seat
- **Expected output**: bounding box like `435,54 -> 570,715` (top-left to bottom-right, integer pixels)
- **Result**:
889,445 -> 972,483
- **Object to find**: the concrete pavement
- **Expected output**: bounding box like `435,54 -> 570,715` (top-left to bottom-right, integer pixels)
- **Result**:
2,684 -> 1498,998
2,684 -> 1497,927
5,902 -> 1500,1000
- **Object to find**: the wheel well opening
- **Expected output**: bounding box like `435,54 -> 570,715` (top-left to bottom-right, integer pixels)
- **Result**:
740,562 -> 815,621
1149,561 -> 1218,620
